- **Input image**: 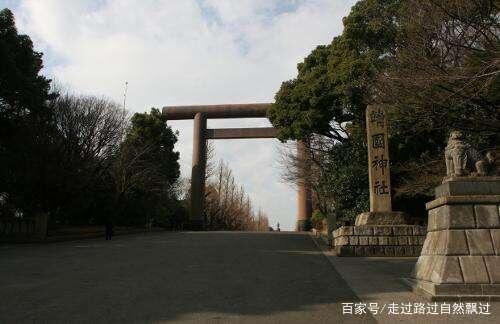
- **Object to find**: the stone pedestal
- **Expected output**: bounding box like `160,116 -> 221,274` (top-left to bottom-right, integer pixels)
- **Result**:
412,177 -> 500,300
333,220 -> 426,257
355,211 -> 409,226
331,105 -> 426,257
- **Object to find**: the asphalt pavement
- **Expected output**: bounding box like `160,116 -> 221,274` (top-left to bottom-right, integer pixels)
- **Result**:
1,231 -> 373,323
1,231 -> 498,323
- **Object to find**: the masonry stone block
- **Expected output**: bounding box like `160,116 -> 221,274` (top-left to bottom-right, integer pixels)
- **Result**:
492,229 -> 500,255
373,245 -> 385,256
429,232 -> 440,254
356,211 -> 410,226
430,230 -> 469,255
413,226 -> 427,236
378,236 -> 389,245
387,236 -> 398,246
421,232 -> 433,255
349,236 -> 359,245
443,205 -> 476,229
474,205 -> 499,228
434,283 -> 484,296
484,256 -> 500,283
408,236 -> 419,245
368,237 -> 378,245
431,256 -> 464,284
395,246 -> 405,256
335,236 -> 348,246
393,226 -> 412,235
465,229 -> 494,255
336,226 -> 353,237
427,230 -> 468,255
435,179 -> 497,197
459,256 -> 489,284
335,245 -> 355,256
425,255 -> 441,282
365,246 -> 376,256
398,236 -> 409,245
444,230 -> 469,255
359,236 -> 369,246
366,247 -> 375,256
415,255 -> 434,280
434,230 -> 447,255
492,181 -> 500,194
481,284 -> 500,295
428,208 -> 439,232
415,255 -> 430,281
438,205 -> 457,230
354,226 -> 373,236
384,246 -> 395,256
404,246 -> 414,256
373,226 -> 392,236
427,255 -> 444,282
354,245 -> 368,256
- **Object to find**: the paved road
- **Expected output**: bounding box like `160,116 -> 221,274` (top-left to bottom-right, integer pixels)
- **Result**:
0,232 -> 374,323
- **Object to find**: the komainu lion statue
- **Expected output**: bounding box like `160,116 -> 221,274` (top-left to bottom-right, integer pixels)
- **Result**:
444,131 -> 497,180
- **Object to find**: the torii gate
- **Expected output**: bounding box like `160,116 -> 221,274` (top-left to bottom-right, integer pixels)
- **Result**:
162,103 -> 312,231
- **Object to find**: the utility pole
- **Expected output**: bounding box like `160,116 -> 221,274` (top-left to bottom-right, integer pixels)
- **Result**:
123,81 -> 128,111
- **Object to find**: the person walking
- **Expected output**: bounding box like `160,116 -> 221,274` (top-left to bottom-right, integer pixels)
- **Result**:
105,220 -> 113,240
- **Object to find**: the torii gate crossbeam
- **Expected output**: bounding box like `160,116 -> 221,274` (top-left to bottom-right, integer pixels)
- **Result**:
162,103 -> 312,231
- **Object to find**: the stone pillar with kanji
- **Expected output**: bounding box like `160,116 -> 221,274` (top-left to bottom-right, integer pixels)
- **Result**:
367,105 -> 392,212
332,105 -> 426,257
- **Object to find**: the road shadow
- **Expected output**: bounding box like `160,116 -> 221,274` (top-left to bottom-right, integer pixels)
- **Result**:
0,232 -> 377,323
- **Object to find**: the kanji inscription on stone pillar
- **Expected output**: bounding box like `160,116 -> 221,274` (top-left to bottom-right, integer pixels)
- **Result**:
366,105 -> 392,212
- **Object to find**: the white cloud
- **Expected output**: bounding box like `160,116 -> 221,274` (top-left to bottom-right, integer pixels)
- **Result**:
9,0 -> 356,230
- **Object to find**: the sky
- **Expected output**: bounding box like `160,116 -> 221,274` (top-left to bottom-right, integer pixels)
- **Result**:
2,0 -> 356,230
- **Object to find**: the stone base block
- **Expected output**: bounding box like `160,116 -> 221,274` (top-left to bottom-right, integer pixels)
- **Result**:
406,278 -> 500,301
332,225 -> 426,257
437,176 -> 500,196
355,211 -> 409,226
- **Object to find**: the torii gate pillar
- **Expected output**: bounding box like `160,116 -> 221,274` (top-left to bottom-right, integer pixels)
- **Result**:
296,140 -> 313,231
190,112 -> 207,230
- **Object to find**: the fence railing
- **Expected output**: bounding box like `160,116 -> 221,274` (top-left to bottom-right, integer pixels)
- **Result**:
0,216 -> 46,238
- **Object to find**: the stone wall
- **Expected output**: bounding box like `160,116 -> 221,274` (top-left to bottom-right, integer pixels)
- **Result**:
333,225 -> 426,257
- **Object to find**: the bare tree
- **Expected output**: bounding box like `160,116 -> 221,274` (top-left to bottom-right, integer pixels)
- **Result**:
377,0 -> 500,134
278,136 -> 336,217
203,156 -> 266,231
47,94 -> 129,222
51,94 -> 128,179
